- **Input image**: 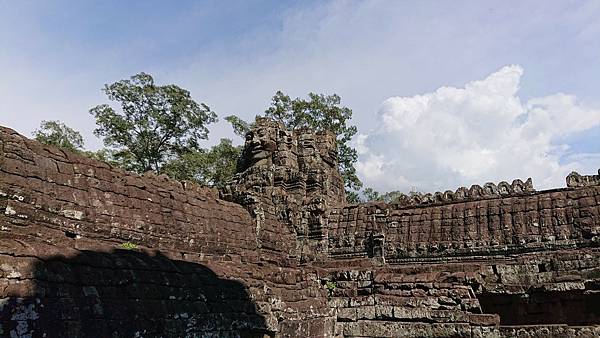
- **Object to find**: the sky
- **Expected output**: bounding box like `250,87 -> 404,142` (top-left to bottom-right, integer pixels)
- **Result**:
1,0 -> 599,193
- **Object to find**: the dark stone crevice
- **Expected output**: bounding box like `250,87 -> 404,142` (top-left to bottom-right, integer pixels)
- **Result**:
478,290 -> 600,326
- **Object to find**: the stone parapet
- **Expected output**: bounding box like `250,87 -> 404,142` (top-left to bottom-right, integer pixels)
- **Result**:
1,121 -> 600,337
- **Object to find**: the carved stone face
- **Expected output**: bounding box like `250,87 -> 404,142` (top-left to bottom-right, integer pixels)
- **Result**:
245,126 -> 277,166
273,130 -> 298,167
278,130 -> 295,149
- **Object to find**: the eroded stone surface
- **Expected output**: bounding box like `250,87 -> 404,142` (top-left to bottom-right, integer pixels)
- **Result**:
1,121 -> 600,337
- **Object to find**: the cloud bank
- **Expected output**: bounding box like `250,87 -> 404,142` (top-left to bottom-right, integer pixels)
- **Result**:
356,65 -> 600,192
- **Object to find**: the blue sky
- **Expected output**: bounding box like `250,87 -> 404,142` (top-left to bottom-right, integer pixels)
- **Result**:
1,1 -> 599,192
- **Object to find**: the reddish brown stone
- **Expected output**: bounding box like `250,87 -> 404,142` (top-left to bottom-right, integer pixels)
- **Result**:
2,123 -> 600,337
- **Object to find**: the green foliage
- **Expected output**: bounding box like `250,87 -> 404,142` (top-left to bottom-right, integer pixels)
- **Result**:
33,120 -> 84,151
89,72 -> 217,174
81,148 -> 143,172
162,138 -> 241,187
345,190 -> 360,203
32,120 -> 139,169
381,191 -> 405,203
361,188 -> 418,203
363,187 -> 381,202
82,149 -> 111,162
324,280 -> 337,298
263,91 -> 362,196
120,241 -> 138,250
224,115 -> 252,138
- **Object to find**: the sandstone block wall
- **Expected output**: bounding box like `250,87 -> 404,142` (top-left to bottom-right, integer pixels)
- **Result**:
0,126 -> 261,257
1,122 -> 600,338
0,126 -> 331,337
328,186 -> 600,261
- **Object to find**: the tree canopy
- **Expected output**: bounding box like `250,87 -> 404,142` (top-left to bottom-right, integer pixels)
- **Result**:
33,120 -> 85,151
224,115 -> 251,138
89,72 -> 217,173
361,188 -> 405,203
263,91 -> 362,192
35,77 -> 369,196
162,138 -> 240,187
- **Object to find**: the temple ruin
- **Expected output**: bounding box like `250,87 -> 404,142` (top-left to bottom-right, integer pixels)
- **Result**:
1,118 -> 600,337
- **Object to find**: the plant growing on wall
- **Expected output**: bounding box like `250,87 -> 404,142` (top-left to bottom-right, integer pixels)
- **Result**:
120,242 -> 138,250
325,280 -> 337,297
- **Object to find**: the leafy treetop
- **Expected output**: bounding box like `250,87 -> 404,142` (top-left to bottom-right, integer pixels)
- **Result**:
162,138 -> 241,188
224,115 -> 251,138
263,91 -> 362,191
360,187 -> 423,203
89,72 -> 217,173
33,120 -> 85,152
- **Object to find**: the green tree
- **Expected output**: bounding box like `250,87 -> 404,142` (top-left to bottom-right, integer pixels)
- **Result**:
362,187 -> 381,202
263,91 -> 362,192
89,72 -> 217,174
380,190 -> 404,203
224,115 -> 252,138
361,188 -> 407,203
162,138 -> 241,187
33,120 -> 84,151
32,120 -> 132,168
82,148 -> 131,168
345,191 -> 360,203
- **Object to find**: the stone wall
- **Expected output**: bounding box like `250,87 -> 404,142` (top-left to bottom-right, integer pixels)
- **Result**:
0,126 -> 331,337
1,244 -> 270,337
328,185 -> 600,261
2,121 -> 600,338
0,126 -> 262,256
316,245 -> 600,337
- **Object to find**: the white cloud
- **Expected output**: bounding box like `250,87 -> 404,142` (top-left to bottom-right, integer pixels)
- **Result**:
357,65 -> 600,192
1,2 -> 599,174
352,134 -> 369,155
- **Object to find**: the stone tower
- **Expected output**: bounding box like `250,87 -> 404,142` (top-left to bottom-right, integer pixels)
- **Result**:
222,117 -> 345,261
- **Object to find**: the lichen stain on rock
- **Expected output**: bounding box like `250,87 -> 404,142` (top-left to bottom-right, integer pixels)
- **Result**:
9,301 -> 38,338
60,209 -> 84,220
4,205 -> 16,216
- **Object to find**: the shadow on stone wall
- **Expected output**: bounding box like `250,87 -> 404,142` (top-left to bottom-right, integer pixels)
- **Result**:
1,249 -> 272,338
479,290 -> 600,326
